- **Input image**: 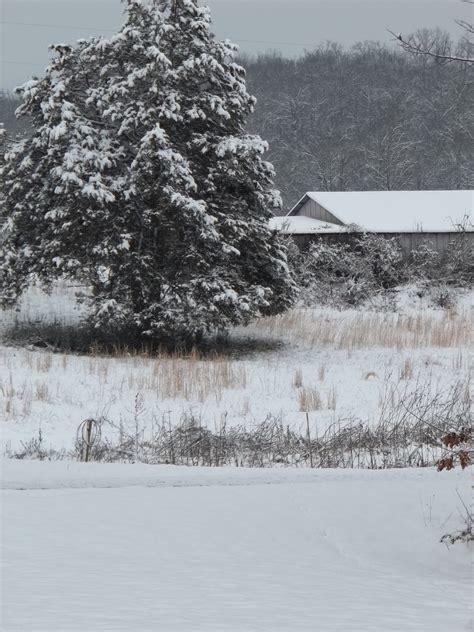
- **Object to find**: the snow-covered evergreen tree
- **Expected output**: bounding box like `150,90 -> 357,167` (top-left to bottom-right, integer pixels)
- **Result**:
0,0 -> 296,341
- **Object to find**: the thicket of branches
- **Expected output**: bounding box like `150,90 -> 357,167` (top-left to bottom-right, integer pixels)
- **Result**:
9,379 -> 471,470
285,230 -> 474,308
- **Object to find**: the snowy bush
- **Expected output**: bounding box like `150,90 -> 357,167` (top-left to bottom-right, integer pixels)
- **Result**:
430,285 -> 456,310
293,234 -> 404,307
407,232 -> 473,287
355,233 -> 404,288
289,229 -> 473,309
0,0 -> 296,344
408,240 -> 440,280
441,230 -> 474,286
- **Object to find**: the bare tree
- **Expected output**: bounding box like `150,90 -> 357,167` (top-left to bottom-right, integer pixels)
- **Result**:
389,1 -> 474,64
243,38 -> 473,207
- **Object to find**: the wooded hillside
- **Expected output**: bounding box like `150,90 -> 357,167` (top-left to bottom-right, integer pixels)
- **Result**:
2,34 -> 472,211
243,38 -> 473,209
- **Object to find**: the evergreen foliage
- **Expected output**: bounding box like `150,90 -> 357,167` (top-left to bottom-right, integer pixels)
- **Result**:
0,0 -> 296,342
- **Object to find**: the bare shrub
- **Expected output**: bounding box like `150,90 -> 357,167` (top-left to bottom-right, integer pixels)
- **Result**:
441,492 -> 474,546
8,377 -> 469,470
441,228 -> 474,287
8,430 -> 65,461
431,286 -> 456,310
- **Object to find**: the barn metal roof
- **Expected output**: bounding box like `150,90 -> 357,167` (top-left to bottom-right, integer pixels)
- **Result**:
288,190 -> 473,233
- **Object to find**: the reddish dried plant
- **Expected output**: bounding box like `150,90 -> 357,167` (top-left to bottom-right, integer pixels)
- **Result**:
437,428 -> 472,471
441,429 -> 471,449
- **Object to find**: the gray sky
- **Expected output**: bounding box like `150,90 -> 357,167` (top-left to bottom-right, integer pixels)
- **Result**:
1,0 -> 472,90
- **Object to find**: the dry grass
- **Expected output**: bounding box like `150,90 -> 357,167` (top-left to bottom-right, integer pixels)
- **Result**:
148,355 -> 246,402
0,345 -> 250,427
298,387 -> 322,412
85,350 -> 248,403
36,354 -> 53,372
399,358 -> 414,380
1,285 -> 471,470
293,369 -> 303,388
452,351 -> 465,371
240,398 -> 251,416
35,382 -> 50,402
251,308 -> 472,350
327,386 -> 338,410
1,293 -> 470,458
4,348 -> 247,405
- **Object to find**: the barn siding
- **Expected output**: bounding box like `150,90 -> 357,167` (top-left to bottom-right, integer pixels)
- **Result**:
294,198 -> 343,225
289,231 -> 473,258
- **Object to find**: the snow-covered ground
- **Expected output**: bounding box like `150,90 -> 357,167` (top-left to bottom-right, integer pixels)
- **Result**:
1,286 -> 472,630
1,460 -> 472,631
0,284 -> 472,454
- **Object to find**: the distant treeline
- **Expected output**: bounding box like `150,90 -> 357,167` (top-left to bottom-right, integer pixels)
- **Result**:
242,35 -> 473,209
1,31 -> 472,210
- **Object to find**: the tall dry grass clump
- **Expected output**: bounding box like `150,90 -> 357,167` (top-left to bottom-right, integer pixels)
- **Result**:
252,308 -> 471,350
85,349 -> 248,403
149,354 -> 246,402
298,387 -> 322,412
399,358 -> 414,380
293,369 -> 303,388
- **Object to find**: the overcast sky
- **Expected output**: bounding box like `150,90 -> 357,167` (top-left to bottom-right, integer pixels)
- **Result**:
1,0 -> 471,90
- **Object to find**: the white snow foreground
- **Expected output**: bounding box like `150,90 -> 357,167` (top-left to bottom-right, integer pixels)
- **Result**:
1,460 -> 472,631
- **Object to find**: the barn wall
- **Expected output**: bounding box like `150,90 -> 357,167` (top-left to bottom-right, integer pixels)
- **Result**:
289,231 -> 473,258
396,232 -> 455,257
294,198 -> 343,225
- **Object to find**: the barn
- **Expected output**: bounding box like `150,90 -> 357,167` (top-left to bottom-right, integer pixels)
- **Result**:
269,190 -> 473,257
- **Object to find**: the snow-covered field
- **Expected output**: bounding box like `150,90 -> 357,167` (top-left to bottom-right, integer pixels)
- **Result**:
0,284 -> 472,455
1,460 -> 472,631
1,285 -> 472,631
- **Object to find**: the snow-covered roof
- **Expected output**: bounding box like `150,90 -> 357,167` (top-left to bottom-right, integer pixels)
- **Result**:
290,190 -> 473,233
269,215 -> 343,234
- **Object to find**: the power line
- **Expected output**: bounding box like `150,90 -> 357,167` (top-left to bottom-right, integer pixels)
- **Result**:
229,38 -> 312,47
3,60 -> 49,67
1,18 -> 313,77
1,20 -> 313,47
2,20 -> 116,32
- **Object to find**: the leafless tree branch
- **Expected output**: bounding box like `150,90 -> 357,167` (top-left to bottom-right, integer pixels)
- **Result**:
388,28 -> 474,64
